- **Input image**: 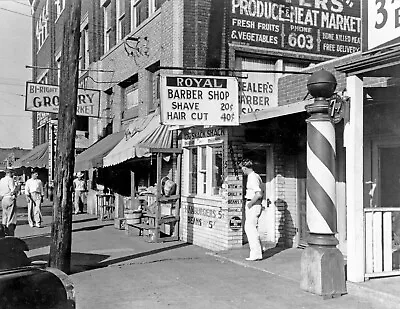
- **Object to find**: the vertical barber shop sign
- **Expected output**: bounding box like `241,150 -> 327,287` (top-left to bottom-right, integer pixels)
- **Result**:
362,0 -> 400,51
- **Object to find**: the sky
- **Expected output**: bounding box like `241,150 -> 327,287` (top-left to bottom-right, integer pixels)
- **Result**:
0,0 -> 32,149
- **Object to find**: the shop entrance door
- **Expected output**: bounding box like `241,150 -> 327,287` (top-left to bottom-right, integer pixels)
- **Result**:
365,140 -> 400,278
243,144 -> 275,243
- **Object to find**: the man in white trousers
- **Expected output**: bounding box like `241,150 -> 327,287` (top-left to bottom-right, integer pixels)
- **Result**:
0,169 -> 17,235
25,168 -> 44,228
240,159 -> 263,261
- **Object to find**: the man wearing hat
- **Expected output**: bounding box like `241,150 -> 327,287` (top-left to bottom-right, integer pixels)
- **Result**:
73,172 -> 86,215
0,169 -> 17,235
25,168 -> 44,228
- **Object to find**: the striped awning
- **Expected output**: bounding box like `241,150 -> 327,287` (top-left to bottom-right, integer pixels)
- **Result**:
74,131 -> 125,172
103,111 -> 173,167
12,142 -> 49,169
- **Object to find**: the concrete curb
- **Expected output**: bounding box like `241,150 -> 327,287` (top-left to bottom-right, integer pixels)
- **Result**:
206,251 -> 400,308
205,251 -> 298,282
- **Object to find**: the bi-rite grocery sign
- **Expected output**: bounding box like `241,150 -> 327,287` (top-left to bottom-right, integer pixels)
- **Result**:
160,75 -> 239,126
362,0 -> 400,52
229,0 -> 361,57
25,82 -> 100,117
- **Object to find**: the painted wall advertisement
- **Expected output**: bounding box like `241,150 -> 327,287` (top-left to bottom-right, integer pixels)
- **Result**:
160,75 -> 239,126
25,82 -> 100,117
362,0 -> 400,51
229,0 -> 361,57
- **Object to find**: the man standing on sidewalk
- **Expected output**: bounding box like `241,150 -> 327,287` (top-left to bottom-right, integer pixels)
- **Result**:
240,159 -> 263,261
25,168 -> 44,228
0,169 -> 17,236
73,172 -> 86,215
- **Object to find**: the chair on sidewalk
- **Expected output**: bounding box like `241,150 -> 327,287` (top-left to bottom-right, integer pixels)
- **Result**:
96,194 -> 115,221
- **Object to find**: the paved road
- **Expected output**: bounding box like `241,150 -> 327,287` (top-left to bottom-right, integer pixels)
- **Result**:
70,243 -> 381,309
5,198 -> 392,309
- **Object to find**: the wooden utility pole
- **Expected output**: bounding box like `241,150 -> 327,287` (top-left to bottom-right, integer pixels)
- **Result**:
49,0 -> 82,274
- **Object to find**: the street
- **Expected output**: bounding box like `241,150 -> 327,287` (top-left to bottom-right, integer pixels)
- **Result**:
3,197 -> 391,309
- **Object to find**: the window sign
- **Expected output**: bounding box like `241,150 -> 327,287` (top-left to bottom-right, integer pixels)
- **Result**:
161,75 -> 239,126
229,0 -> 361,57
25,82 -> 100,117
363,0 -> 400,51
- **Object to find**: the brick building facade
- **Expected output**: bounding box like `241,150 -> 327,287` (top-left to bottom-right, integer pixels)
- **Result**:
30,0 -> 365,253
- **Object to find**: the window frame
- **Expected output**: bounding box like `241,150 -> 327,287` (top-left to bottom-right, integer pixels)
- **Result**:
55,0 -> 65,20
125,83 -> 139,109
131,0 -> 148,30
103,2 -> 112,53
185,143 -> 224,197
116,0 -> 126,42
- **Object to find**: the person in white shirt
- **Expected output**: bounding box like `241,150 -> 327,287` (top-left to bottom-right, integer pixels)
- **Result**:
0,169 -> 17,235
25,168 -> 44,228
240,159 -> 263,261
73,172 -> 87,215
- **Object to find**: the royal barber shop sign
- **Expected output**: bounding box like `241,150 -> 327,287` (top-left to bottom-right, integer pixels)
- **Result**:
229,0 -> 361,57
362,0 -> 400,51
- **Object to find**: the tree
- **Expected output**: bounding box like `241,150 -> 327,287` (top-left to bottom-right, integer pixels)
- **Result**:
49,0 -> 82,274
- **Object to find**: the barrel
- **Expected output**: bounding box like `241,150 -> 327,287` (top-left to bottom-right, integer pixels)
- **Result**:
124,209 -> 142,225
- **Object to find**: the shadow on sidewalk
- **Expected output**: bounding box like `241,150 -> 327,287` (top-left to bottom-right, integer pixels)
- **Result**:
262,246 -> 287,259
29,242 -> 192,274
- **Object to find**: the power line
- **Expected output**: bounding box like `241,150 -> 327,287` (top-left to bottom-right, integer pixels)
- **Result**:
10,0 -> 31,8
0,6 -> 30,17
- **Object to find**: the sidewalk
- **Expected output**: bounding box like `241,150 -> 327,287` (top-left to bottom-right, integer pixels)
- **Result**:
9,198 -> 400,308
207,245 -> 400,309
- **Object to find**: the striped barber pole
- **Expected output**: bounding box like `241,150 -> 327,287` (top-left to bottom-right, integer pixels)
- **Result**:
306,110 -> 337,235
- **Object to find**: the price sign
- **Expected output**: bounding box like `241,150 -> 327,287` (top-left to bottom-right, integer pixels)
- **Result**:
229,0 -> 361,57
160,75 -> 239,126
363,0 -> 400,51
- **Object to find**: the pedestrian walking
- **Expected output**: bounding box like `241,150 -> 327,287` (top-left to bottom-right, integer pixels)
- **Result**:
0,169 -> 17,236
240,159 -> 263,261
25,168 -> 44,228
73,172 -> 86,215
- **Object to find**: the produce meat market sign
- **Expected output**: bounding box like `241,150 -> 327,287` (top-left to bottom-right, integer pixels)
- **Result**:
160,75 -> 239,126
25,82 -> 100,117
229,0 -> 361,57
363,0 -> 400,51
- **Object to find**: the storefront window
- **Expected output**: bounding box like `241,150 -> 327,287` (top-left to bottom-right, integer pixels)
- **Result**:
200,146 -> 207,194
189,148 -> 197,194
186,144 -> 224,197
212,146 -> 223,195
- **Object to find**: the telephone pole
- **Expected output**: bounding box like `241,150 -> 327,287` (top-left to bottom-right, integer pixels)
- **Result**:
49,0 -> 82,274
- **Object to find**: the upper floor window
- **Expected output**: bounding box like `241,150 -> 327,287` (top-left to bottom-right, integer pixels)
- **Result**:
131,0 -> 148,30
79,25 -> 90,70
36,0 -> 49,51
125,84 -> 139,109
55,0 -> 65,19
103,2 -> 112,53
150,0 -> 166,13
56,55 -> 61,85
116,0 -> 126,42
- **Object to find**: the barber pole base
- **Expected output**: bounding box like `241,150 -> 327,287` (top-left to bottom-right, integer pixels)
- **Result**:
300,234 -> 347,297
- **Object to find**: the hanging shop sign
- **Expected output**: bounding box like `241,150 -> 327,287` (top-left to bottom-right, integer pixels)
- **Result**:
25,82 -> 100,117
362,0 -> 400,52
160,75 -> 239,126
229,0 -> 361,57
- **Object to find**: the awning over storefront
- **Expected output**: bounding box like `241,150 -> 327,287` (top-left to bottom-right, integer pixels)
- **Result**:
12,142 -> 49,169
74,131 -> 125,172
239,100 -> 311,124
103,112 -> 172,167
